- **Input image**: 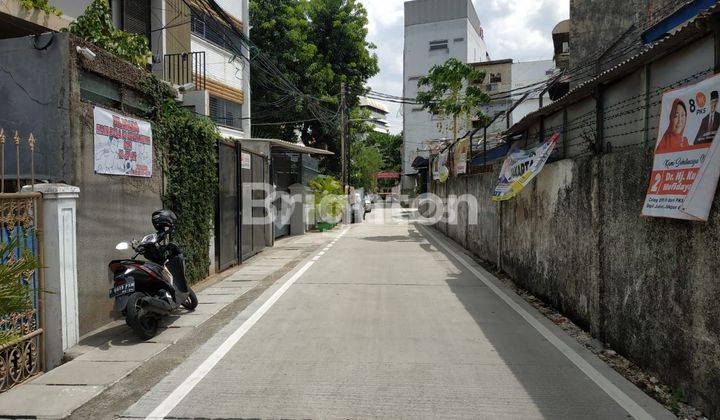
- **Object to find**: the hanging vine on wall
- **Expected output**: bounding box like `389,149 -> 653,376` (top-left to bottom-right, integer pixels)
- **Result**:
141,75 -> 219,284
20,0 -> 62,16
62,0 -> 151,68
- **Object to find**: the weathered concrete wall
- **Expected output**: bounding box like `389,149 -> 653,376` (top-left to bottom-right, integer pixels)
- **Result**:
501,158 -> 602,334
433,19 -> 720,417
569,0 -> 639,86
465,169 -> 500,266
598,149 -> 720,413
66,37 -> 164,334
0,34 -> 71,182
435,149 -> 720,416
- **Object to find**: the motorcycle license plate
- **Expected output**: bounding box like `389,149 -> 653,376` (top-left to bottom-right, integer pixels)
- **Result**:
109,281 -> 135,298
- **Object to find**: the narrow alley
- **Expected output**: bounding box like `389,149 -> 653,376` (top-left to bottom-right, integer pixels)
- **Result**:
108,207 -> 672,419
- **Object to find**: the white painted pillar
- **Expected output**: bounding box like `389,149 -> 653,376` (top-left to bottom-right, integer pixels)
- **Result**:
22,184 -> 80,370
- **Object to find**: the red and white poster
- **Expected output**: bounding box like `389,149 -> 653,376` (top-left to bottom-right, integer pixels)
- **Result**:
93,106 -> 153,178
642,74 -> 720,221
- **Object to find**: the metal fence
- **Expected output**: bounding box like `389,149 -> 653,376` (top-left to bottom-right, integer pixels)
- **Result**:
163,51 -> 207,91
0,128 -> 44,392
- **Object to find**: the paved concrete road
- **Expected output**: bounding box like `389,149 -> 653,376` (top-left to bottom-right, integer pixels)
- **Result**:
124,207 -> 672,419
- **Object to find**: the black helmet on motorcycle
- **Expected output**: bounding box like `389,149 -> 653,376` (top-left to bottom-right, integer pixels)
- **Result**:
152,209 -> 177,233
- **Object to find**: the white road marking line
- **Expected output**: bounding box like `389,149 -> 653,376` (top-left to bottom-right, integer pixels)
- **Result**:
318,251 -> 325,255
144,228 -> 349,419
419,225 -> 654,420
312,256 -> 321,261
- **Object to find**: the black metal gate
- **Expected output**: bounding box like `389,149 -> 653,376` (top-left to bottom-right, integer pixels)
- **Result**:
252,154 -> 265,255
271,153 -> 293,239
217,141 -> 239,271
216,143 -> 270,270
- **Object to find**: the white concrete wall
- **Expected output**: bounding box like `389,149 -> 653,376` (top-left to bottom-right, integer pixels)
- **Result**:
403,17 -> 487,182
186,0 -> 250,139
510,60 -> 555,125
51,0 -> 92,20
191,35 -> 245,89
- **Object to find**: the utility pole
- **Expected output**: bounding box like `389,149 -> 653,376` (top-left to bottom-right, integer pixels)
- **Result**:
340,82 -> 347,192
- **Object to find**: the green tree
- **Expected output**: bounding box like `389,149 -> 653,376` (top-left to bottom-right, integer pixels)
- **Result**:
249,0 -> 318,140
249,0 -> 379,176
349,142 -> 383,191
416,58 -> 490,141
63,0 -> 151,67
20,0 -> 61,16
365,131 -> 403,172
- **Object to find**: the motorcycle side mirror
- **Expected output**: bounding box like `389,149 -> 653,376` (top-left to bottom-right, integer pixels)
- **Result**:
115,242 -> 130,251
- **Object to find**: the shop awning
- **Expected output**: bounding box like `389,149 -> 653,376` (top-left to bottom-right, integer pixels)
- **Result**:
376,171 -> 401,179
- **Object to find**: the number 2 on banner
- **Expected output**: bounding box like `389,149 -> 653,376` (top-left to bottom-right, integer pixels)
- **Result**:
651,173 -> 662,193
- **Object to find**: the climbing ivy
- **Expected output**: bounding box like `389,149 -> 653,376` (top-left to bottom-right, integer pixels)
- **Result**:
20,0 -> 62,16
62,0 -> 151,68
141,75 -> 219,284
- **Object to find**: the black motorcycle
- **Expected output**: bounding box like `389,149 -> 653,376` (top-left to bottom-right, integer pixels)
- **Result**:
108,210 -> 198,339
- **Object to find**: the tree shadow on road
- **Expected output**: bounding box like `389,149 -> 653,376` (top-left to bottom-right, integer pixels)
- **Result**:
359,227 -> 426,243
415,224 -> 631,419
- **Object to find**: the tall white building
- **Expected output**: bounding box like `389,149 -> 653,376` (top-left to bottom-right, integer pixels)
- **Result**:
402,0 -> 488,192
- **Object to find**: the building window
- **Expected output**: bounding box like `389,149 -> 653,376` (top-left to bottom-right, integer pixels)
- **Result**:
210,95 -> 244,130
123,0 -> 150,37
108,0 -> 151,48
191,8 -> 240,52
429,40 -> 449,51
490,73 -> 502,83
453,37 -> 464,43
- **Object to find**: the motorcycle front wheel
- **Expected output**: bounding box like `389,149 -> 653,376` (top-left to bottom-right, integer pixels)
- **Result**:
181,289 -> 198,311
126,292 -> 159,340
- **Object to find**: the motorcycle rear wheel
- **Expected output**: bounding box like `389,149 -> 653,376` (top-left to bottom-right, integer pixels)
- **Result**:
181,289 -> 198,311
126,292 -> 159,340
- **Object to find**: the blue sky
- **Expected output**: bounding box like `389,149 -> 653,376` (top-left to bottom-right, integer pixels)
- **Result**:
358,0 -> 570,133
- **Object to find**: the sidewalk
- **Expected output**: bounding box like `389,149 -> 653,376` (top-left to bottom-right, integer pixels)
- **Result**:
0,229 -> 340,419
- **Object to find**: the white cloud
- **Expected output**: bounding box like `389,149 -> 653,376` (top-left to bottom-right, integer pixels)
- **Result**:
358,0 -> 569,134
480,0 -> 569,61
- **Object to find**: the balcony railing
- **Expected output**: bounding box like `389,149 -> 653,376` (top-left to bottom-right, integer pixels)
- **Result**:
163,51 -> 206,91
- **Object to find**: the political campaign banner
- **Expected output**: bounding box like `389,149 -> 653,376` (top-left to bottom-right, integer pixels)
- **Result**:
452,137 -> 469,175
437,149 -> 449,183
432,154 -> 440,180
492,132 -> 560,201
93,106 -> 152,177
642,74 -> 720,221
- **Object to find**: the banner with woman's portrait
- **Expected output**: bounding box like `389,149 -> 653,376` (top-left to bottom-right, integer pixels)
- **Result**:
642,74 -> 720,221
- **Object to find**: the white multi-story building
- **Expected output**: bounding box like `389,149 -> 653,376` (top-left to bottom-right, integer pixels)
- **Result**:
472,59 -> 557,142
359,96 -> 391,134
50,0 -> 251,141
402,0 -> 488,192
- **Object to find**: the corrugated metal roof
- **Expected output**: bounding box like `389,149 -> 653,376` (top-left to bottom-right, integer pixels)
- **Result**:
506,1 -> 720,136
244,138 -> 334,156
